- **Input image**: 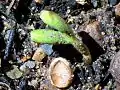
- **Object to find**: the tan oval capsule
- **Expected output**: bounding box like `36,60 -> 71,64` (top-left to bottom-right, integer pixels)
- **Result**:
32,48 -> 46,62
49,57 -> 74,89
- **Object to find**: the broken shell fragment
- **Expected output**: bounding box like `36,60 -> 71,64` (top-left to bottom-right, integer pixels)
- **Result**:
49,57 -> 74,88
32,48 -> 46,62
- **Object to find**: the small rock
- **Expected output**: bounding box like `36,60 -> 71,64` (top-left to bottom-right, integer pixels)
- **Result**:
115,3 -> 120,17
91,0 -> 98,8
28,79 -> 38,88
20,60 -> 35,72
40,44 -> 53,55
111,46 -> 117,51
24,61 -> 36,69
109,0 -> 117,7
6,65 -> 23,79
116,82 -> 120,90
83,21 -> 103,45
95,84 -> 102,90
34,0 -> 42,4
32,48 -> 47,62
21,55 -> 31,62
109,51 -> 120,83
20,64 -> 29,73
76,0 -> 87,5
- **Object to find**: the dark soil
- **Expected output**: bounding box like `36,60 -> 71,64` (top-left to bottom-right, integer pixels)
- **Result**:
0,0 -> 120,90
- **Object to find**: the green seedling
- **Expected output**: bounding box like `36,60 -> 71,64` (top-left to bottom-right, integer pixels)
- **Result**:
32,10 -> 92,64
38,10 -> 73,35
31,29 -> 91,65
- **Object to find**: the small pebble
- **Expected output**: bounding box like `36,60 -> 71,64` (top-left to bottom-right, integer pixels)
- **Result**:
28,79 -> 38,88
91,0 -> 98,8
111,46 -> 117,51
6,65 -> 23,79
20,60 -> 35,72
109,51 -> 120,83
115,3 -> 120,17
20,64 -> 28,72
21,55 -> 31,62
32,48 -> 46,62
95,84 -> 102,90
76,0 -> 87,5
101,32 -> 105,35
24,61 -> 36,69
40,44 -> 53,55
81,21 -> 103,45
109,0 -> 117,7
34,0 -> 42,4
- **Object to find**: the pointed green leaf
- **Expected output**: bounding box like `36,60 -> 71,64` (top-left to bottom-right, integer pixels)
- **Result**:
39,10 -> 73,35
31,29 -> 92,65
31,29 -> 74,44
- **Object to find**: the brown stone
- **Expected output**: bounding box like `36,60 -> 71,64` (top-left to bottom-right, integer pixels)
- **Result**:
34,0 -> 42,4
109,51 -> 120,84
32,48 -> 46,62
84,21 -> 103,45
115,3 -> 120,17
116,82 -> 120,90
21,55 -> 31,62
